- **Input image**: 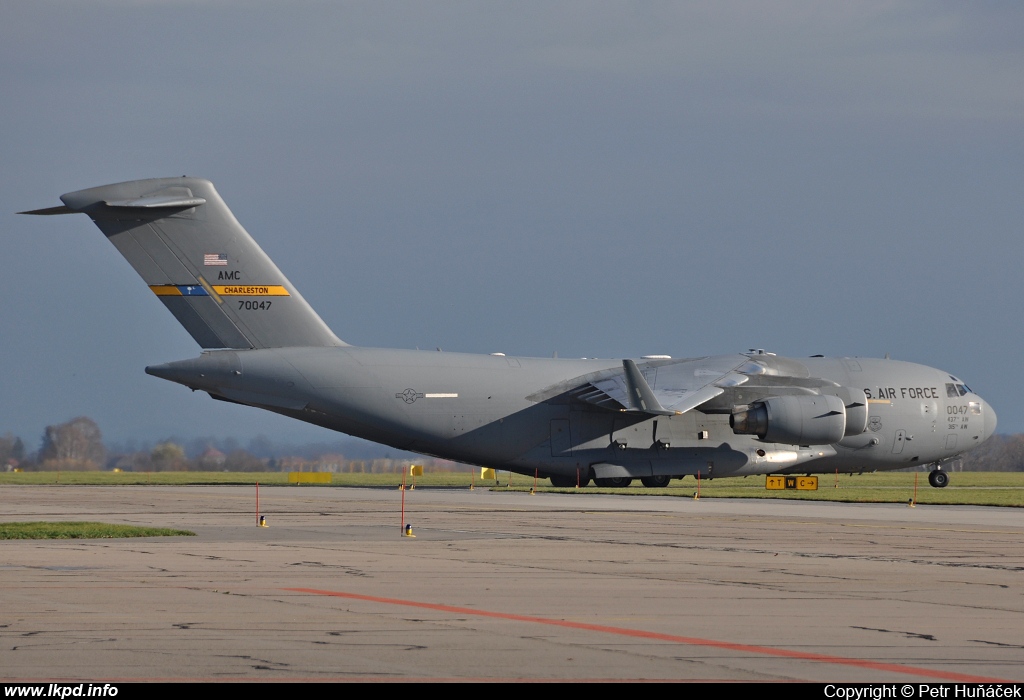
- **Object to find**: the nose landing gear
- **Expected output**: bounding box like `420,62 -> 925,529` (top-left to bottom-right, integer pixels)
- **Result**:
928,470 -> 949,488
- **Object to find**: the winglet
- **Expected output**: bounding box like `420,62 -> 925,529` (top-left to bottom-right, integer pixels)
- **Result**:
622,359 -> 676,415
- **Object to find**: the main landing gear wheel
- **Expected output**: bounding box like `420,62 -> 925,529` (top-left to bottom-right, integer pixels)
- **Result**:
640,475 -> 672,488
928,470 -> 949,488
595,477 -> 633,487
548,475 -> 576,488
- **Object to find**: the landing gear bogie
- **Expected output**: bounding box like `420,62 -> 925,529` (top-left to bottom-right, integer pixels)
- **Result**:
594,477 -> 633,488
548,475 -> 576,488
640,475 -> 672,488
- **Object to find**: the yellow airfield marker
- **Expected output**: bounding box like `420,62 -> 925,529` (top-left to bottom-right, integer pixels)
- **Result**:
409,464 -> 423,490
403,524 -> 416,538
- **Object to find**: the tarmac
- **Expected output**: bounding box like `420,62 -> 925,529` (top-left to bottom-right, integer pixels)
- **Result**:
1,485 -> 1022,682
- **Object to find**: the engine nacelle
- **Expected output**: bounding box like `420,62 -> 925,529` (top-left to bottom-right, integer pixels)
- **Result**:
730,393 -> 847,445
822,386 -> 869,437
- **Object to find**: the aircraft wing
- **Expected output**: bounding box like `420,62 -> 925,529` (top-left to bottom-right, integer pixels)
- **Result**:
538,355 -> 770,416
590,355 -> 761,415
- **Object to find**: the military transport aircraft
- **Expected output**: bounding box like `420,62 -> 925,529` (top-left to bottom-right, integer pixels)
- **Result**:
22,177 -> 996,488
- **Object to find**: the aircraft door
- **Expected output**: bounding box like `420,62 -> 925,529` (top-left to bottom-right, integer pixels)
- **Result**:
892,429 -> 907,454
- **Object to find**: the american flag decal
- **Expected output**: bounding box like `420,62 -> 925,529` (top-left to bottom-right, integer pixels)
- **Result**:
204,253 -> 228,266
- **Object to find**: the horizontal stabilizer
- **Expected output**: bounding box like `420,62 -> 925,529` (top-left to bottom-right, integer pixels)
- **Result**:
18,205 -> 74,215
105,195 -> 207,209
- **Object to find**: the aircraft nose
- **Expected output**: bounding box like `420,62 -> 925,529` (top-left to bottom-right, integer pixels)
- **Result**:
981,399 -> 997,442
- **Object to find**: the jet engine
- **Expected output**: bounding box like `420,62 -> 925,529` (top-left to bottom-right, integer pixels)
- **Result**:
822,386 -> 869,437
730,394 -> 847,445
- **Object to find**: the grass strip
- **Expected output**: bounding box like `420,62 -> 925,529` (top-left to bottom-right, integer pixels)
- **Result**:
0,521 -> 195,539
0,471 -> 1021,506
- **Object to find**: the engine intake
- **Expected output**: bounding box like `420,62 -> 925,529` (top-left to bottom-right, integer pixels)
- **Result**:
730,394 -> 847,445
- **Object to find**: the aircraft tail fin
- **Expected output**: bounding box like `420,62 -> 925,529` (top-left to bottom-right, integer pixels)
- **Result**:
24,177 -> 346,350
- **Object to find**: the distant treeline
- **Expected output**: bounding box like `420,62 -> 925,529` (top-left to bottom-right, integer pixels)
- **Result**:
3,416 -> 1024,473
0,417 -> 458,473
947,433 -> 1024,472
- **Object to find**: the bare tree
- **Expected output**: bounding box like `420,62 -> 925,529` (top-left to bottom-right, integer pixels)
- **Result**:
38,417 -> 106,470
222,449 -> 267,472
150,442 -> 188,471
0,433 -> 25,470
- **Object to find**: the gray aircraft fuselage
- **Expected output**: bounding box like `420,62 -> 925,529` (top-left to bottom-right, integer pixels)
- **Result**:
147,346 -> 996,484
23,176 -> 997,487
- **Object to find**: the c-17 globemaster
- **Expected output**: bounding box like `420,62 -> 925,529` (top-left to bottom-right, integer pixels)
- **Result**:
22,177 -> 996,488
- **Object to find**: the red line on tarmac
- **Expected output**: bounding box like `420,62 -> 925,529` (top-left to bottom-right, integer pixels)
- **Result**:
285,587 -> 1008,683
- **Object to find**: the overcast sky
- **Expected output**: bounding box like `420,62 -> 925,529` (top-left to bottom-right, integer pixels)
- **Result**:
2,1 -> 1022,448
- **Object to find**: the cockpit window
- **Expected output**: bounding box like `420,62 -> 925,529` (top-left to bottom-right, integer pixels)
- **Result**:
946,383 -> 971,397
